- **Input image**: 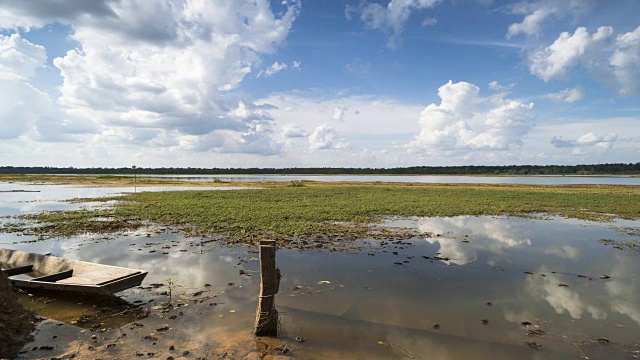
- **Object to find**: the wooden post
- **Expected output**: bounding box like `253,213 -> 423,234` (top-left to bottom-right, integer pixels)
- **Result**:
254,240 -> 281,336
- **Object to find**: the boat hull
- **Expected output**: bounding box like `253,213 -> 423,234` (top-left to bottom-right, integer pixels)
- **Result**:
1,248 -> 147,295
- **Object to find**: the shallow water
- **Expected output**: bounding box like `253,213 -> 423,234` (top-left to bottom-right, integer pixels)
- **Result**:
0,182 -> 252,217
2,186 -> 640,359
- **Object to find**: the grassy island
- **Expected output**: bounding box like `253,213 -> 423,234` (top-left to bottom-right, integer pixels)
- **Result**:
2,176 -> 639,247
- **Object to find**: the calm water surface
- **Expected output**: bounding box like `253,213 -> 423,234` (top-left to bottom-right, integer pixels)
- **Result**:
1,184 -> 639,359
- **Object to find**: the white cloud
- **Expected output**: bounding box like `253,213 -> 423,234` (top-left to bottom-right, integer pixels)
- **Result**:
259,61 -> 288,77
332,106 -> 349,122
0,33 -> 52,140
308,124 -> 347,151
488,80 -> 510,91
551,132 -> 617,149
408,80 -> 535,152
347,0 -> 442,49
0,33 -> 47,80
529,26 -> 614,82
259,91 -> 421,137
421,17 -> 437,27
529,26 -> 640,96
610,26 -> 640,96
545,86 -> 585,103
506,0 -> 595,39
0,1 -> 116,30
280,124 -> 307,138
1,0 -> 301,155
530,117 -> 639,164
258,59 -> 300,77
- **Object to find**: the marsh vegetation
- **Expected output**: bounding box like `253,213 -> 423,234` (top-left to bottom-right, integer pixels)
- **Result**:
2,177 -> 639,247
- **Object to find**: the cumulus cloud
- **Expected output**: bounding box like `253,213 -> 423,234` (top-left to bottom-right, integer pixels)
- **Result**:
551,132 -> 617,149
0,33 -> 47,80
308,124 -> 347,150
529,26 -> 640,96
1,0 -> 301,155
408,80 -> 535,152
0,33 -> 52,139
347,0 -> 442,49
506,0 -> 595,39
610,26 -> 640,96
529,26 -> 613,82
545,86 -> 585,103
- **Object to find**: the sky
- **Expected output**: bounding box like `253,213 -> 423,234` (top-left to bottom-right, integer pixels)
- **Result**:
0,0 -> 639,168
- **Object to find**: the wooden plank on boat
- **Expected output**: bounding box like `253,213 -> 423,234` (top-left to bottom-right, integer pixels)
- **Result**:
57,270 -> 140,286
32,269 -> 73,282
2,264 -> 33,276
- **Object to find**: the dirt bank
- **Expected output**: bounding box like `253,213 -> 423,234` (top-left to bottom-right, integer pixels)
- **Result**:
0,266 -> 37,359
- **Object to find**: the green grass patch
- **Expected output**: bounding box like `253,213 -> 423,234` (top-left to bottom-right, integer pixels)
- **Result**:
3,182 -> 639,245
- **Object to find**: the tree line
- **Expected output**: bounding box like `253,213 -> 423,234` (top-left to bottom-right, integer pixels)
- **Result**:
1,163 -> 639,175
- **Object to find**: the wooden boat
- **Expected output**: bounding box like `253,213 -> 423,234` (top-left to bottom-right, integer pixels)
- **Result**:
0,248 -> 148,295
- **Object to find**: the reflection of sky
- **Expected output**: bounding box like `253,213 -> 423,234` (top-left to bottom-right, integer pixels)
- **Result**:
417,216 -> 532,265
0,182 -> 253,215
55,231 -> 258,294
525,266 -> 606,320
517,256 -> 640,336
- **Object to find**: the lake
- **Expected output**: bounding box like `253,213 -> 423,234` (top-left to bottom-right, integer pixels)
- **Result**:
2,183 -> 639,359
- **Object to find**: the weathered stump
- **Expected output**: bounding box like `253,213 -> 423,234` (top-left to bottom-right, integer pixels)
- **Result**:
254,240 -> 281,337
0,264 -> 37,358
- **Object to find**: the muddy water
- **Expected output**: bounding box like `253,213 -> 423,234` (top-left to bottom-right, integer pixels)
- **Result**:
2,186 -> 640,359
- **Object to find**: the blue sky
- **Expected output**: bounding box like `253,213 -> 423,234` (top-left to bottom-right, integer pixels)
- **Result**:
0,0 -> 639,168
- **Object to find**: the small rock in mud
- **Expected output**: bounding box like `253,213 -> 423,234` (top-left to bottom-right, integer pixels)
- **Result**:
525,341 -> 543,350
526,329 -> 545,337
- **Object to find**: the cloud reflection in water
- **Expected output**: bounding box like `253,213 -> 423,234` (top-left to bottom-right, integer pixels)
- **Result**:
417,216 -> 532,265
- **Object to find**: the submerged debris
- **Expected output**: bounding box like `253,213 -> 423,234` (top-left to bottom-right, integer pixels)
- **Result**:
526,341 -> 543,350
